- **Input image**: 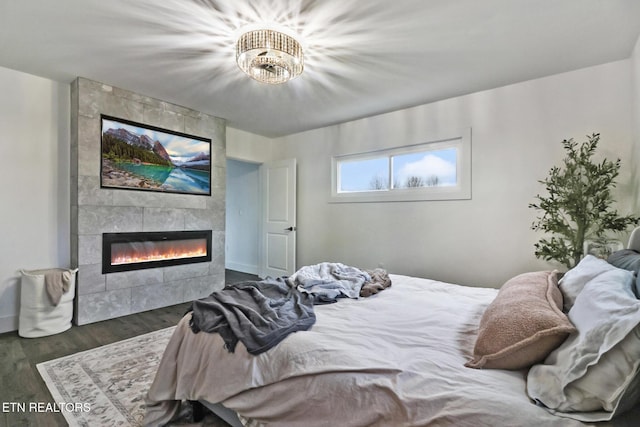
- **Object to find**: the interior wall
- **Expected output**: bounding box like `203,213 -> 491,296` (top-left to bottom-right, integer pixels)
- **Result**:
1,51 -> 637,332
226,159 -> 260,274
271,59 -> 636,288
226,127 -> 274,163
631,35 -> 640,213
0,66 -> 70,333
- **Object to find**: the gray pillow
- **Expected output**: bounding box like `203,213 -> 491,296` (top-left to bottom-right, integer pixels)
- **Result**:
608,249 -> 640,297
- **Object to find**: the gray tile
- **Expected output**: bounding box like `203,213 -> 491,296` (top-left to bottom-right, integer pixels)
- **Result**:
111,86 -> 157,107
77,234 -> 102,265
184,113 -> 225,138
70,232 -> 78,267
78,176 -> 113,206
113,190 -> 207,209
182,275 -> 223,302
143,207 -> 185,231
77,115 -> 101,177
77,263 -> 106,295
143,106 -> 184,133
98,88 -> 145,122
211,231 -> 225,260
163,262 -> 211,282
211,166 -> 226,190
77,205 -> 143,234
184,208 -> 218,231
76,288 -> 131,325
106,268 -> 164,290
209,252 -> 225,276
77,145 -> 101,178
206,191 -> 226,212
77,77 -> 106,118
131,282 -> 184,313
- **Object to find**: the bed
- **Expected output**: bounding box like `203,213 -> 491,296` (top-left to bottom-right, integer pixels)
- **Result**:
144,231 -> 640,427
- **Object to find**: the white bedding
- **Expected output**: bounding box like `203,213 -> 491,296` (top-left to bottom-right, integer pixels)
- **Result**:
145,274 -> 636,426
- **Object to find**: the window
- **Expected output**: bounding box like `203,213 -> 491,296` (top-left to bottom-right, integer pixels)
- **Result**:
337,156 -> 389,192
331,129 -> 471,202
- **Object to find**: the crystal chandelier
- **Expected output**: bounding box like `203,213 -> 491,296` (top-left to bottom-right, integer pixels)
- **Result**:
236,29 -> 304,84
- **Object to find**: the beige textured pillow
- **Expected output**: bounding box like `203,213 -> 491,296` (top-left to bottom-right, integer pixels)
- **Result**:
466,271 -> 576,370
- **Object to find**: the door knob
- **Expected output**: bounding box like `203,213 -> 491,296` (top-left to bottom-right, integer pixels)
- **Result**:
285,226 -> 296,231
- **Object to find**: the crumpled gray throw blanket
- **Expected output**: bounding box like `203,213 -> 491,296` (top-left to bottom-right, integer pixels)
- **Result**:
188,277 -> 316,355
288,262 -> 391,303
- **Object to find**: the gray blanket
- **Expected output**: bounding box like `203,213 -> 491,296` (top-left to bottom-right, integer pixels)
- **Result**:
287,262 -> 371,303
188,277 -> 315,355
360,268 -> 392,297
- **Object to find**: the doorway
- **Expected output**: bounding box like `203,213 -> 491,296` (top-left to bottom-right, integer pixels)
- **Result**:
225,159 -> 260,275
225,158 -> 297,277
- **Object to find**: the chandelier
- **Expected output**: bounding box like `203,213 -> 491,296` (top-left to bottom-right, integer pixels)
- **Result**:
236,29 -> 304,84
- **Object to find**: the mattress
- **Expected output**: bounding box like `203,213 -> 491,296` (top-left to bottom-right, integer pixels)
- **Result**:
144,274 -> 638,426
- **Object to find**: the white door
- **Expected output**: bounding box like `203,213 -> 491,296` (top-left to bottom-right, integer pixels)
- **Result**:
259,158 -> 297,278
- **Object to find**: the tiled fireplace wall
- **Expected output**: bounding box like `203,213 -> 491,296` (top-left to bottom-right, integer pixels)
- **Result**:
71,77 -> 226,325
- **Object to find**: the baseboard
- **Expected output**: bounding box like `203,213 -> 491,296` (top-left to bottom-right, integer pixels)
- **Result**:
0,314 -> 18,334
225,261 -> 258,275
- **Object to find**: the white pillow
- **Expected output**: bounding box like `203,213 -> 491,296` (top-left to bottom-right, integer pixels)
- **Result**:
558,255 -> 620,312
569,327 -> 640,415
527,264 -> 640,422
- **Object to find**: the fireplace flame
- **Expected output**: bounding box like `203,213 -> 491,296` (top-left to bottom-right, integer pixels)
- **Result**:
111,238 -> 207,266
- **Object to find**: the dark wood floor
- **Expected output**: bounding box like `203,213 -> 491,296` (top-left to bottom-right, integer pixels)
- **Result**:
0,270 -> 259,427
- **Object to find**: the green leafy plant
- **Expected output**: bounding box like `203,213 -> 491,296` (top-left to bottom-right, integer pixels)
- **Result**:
529,133 -> 639,269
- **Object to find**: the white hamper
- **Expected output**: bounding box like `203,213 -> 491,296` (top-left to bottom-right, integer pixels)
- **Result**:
19,268 -> 78,338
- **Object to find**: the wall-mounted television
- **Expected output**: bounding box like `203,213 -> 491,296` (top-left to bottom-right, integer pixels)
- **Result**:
100,114 -> 212,196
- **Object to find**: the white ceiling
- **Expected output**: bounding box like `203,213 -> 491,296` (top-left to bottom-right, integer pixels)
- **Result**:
1,0 -> 639,137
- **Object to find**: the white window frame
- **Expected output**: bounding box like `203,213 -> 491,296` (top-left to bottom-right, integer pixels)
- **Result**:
330,128 -> 471,203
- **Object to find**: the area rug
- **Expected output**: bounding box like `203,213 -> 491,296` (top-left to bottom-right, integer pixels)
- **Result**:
37,327 -> 227,427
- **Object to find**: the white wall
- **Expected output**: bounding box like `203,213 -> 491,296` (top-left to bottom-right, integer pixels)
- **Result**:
0,66 -> 70,332
631,35 -> 640,213
226,127 -> 274,163
269,59 -> 636,288
1,49 -> 638,332
226,159 -> 260,274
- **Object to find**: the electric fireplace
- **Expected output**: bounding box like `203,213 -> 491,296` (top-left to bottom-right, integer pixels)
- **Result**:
102,230 -> 212,274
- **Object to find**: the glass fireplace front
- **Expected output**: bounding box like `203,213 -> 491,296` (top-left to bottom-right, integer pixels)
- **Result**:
102,230 -> 212,274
